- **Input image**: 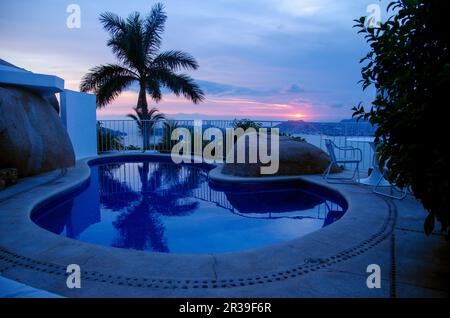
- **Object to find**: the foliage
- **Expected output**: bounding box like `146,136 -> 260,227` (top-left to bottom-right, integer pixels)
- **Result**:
159,122 -> 221,157
280,132 -> 306,142
159,121 -> 179,153
353,0 -> 450,235
232,118 -> 262,131
127,107 -> 165,136
80,3 -> 204,113
127,107 -> 165,150
125,145 -> 141,151
289,136 -> 306,142
97,122 -> 125,152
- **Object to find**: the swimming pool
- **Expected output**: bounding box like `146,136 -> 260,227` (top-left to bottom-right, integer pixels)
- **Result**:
31,156 -> 347,254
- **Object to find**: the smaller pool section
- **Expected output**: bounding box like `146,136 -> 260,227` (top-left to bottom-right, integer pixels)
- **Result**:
32,157 -> 347,254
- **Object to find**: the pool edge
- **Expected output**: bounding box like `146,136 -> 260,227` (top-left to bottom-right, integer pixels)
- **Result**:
0,152 -> 392,297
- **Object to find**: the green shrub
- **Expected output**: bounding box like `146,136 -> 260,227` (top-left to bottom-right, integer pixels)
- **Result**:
97,122 -> 125,152
353,0 -> 450,235
280,132 -> 306,142
232,118 -> 262,130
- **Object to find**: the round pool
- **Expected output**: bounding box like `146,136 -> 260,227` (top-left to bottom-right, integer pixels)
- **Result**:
31,156 -> 347,254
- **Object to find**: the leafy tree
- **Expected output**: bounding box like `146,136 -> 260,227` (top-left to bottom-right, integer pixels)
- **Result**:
353,0 -> 450,236
80,3 -> 204,115
232,118 -> 262,131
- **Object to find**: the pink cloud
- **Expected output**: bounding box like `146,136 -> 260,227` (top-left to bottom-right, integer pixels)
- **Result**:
96,92 -> 317,121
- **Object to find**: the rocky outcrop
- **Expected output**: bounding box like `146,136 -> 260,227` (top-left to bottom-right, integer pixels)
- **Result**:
42,93 -> 60,114
222,135 -> 341,177
0,59 -> 60,113
0,168 -> 18,190
0,86 -> 75,177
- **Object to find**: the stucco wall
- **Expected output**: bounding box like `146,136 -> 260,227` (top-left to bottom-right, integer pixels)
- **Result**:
60,90 -> 97,159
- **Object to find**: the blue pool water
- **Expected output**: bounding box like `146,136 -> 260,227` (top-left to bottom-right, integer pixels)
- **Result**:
32,157 -> 347,254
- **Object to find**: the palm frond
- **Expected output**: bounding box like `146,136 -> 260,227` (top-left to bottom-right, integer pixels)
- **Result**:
143,3 -> 167,56
80,64 -> 137,107
127,110 -> 143,133
146,78 -> 162,102
126,113 -> 139,121
99,12 -> 127,35
126,11 -> 142,27
155,70 -> 205,104
106,12 -> 146,73
95,77 -> 135,107
153,50 -> 199,71
107,37 -> 137,70
127,106 -> 165,138
80,64 -> 137,92
147,107 -> 165,121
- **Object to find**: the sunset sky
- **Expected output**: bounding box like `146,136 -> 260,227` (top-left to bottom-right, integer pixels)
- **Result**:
0,0 -> 383,121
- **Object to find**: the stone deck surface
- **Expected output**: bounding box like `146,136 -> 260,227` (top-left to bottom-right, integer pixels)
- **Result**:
0,154 -> 448,298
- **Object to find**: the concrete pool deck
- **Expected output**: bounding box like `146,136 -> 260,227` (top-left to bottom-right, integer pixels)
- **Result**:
0,153 -> 449,298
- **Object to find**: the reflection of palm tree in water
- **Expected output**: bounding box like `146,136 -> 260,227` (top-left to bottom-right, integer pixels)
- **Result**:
107,161 -> 200,252
99,163 -> 140,212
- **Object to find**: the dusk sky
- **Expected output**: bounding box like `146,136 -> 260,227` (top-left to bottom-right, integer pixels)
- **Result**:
0,0 -> 384,121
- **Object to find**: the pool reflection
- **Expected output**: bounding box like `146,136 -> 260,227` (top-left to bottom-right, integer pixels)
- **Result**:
32,160 -> 346,253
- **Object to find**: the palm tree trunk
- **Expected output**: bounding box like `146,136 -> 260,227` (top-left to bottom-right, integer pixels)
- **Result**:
137,85 -> 150,150
140,162 -> 150,193
137,86 -> 148,113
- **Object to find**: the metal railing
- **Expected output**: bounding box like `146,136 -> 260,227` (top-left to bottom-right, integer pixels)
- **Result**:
97,119 -> 283,153
97,119 -> 376,172
99,161 -> 344,221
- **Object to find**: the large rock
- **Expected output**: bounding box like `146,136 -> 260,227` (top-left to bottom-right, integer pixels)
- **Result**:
0,86 -> 75,177
222,135 -> 341,177
0,59 -> 60,113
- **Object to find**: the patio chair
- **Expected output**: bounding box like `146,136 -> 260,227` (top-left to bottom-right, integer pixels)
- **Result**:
323,139 -> 362,183
373,167 -> 408,200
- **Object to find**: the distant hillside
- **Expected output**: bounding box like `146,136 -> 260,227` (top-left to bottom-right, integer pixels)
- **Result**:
275,120 -> 376,136
339,118 -> 372,124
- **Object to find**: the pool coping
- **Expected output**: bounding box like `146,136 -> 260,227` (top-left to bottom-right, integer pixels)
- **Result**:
0,153 -> 394,297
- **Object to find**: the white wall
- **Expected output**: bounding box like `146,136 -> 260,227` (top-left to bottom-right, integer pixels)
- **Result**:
60,90 -> 97,159
0,67 -> 64,94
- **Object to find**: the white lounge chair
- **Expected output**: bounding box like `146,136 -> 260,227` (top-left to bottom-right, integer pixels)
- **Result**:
373,167 -> 408,200
323,139 -> 362,183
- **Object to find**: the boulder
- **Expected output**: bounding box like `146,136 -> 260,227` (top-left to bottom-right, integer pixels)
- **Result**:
0,59 -> 60,113
42,93 -> 60,114
0,86 -> 75,177
222,135 -> 341,177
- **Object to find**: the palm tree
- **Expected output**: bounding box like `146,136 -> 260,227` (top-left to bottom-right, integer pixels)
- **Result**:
111,162 -> 200,252
127,107 -> 165,150
80,3 -> 204,115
